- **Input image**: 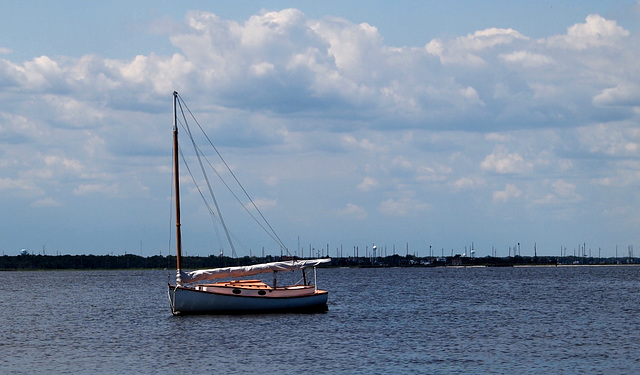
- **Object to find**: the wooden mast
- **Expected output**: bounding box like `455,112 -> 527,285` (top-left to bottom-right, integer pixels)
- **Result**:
173,91 -> 183,278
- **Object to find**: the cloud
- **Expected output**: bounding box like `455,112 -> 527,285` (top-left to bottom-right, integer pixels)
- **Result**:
499,50 -> 555,68
248,198 -> 277,210
0,10 -> 634,135
452,176 -> 485,190
545,14 -> 629,50
0,177 -> 44,197
378,197 -> 430,216
493,183 -> 522,202
73,183 -> 119,196
1,8 -> 640,254
590,161 -> 640,188
552,179 -> 581,200
426,28 -> 529,66
21,155 -> 84,181
593,83 -> 640,108
484,133 -> 512,142
341,135 -> 378,152
338,203 -> 367,219
481,146 -> 529,174
43,95 -> 106,128
358,176 -> 378,192
416,163 -> 452,183
309,15 -> 383,75
263,176 -> 280,187
577,123 -> 640,157
19,56 -> 65,91
534,179 -> 582,205
31,197 -> 62,208
0,112 -> 45,144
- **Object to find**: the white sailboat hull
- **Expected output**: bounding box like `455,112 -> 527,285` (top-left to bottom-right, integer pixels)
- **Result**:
168,284 -> 329,315
167,93 -> 330,315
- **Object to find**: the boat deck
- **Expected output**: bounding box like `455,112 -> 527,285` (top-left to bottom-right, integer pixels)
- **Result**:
191,280 -> 321,297
202,279 -> 271,289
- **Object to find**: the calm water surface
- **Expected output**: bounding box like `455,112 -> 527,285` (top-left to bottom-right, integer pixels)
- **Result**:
1,266 -> 639,374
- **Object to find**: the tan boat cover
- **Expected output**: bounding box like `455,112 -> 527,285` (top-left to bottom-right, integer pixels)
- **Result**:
178,258 -> 331,284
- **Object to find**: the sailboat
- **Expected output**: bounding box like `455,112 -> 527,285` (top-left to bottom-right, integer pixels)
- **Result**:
167,91 -> 330,315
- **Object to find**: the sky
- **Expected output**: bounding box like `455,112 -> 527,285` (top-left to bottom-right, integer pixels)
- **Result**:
1,1 -> 640,258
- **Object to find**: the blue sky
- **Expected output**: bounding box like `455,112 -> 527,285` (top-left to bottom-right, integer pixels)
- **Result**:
1,1 -> 640,258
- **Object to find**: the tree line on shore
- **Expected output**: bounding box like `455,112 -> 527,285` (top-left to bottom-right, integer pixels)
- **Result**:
1,253 -> 638,270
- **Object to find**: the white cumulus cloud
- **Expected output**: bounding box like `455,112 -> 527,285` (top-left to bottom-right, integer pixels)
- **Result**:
493,183 -> 522,202
481,146 -> 529,174
545,14 -> 629,50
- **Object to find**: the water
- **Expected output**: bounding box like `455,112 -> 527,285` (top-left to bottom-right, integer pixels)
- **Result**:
1,266 -> 639,374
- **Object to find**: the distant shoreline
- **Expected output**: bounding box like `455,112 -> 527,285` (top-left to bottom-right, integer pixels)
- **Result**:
2,253 -> 638,271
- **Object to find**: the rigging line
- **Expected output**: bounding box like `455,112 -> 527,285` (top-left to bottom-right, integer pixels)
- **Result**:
178,144 -> 225,255
176,93 -> 290,254
180,143 -> 253,257
177,99 -> 238,259
176,119 -> 254,257
177,93 -> 283,247
178,142 -> 254,257
176,117 -> 222,233
179,132 -> 284,250
174,94 -> 288,252
177,113 -> 230,255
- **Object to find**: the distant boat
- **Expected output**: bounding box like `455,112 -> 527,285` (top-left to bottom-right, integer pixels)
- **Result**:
166,92 -> 330,315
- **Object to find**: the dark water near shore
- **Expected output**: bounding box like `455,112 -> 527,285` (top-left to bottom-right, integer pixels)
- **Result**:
1,266 -> 639,374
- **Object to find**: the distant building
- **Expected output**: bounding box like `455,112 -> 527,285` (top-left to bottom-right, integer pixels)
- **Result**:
451,255 -> 463,266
